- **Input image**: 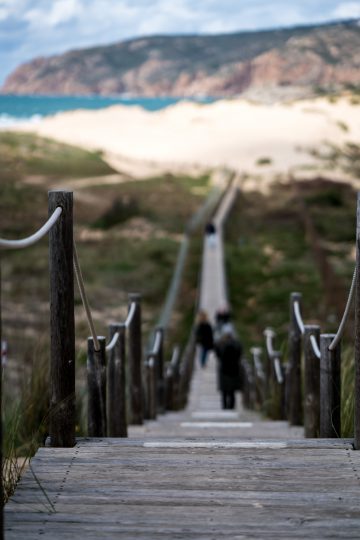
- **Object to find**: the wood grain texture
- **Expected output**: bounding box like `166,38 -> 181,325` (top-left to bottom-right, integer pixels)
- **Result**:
355,193 -> 360,449
288,292 -> 303,426
304,325 -> 320,438
108,324 -> 127,437
320,334 -> 341,438
128,294 -> 143,425
48,190 -> 75,448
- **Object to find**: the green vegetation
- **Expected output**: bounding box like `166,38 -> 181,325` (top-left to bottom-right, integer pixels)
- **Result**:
336,120 -> 349,132
310,142 -> 360,178
341,347 -> 354,438
225,185 -> 323,349
0,131 -> 114,180
256,157 -> 272,166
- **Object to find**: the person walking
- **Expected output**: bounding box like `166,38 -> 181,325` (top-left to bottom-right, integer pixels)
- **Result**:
195,310 -> 214,368
204,221 -> 217,248
215,326 -> 243,409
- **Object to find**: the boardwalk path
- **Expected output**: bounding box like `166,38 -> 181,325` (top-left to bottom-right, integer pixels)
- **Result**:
5,184 -> 360,539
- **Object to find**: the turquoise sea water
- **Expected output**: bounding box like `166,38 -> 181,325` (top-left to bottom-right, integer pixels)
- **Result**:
0,94 -> 215,127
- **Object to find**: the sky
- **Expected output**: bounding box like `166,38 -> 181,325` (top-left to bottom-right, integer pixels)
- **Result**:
0,0 -> 360,85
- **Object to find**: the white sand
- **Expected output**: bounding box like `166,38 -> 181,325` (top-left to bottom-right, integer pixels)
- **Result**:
19,97 -> 360,180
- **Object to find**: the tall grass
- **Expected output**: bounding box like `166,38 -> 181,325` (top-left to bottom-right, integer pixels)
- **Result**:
2,340 -> 48,501
341,346 -> 354,438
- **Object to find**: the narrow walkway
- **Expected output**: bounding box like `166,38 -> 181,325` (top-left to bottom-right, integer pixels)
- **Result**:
5,183 -> 360,539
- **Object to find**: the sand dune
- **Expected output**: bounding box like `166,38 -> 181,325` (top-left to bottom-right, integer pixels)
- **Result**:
20,97 -> 360,180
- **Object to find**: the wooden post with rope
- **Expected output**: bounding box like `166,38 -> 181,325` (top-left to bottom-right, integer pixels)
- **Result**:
128,293 -> 143,425
320,334 -> 341,438
87,336 -> 107,437
48,190 -> 75,447
156,327 -> 165,414
303,325 -> 320,438
288,292 -> 303,425
145,354 -> 157,420
0,259 -> 3,539
108,323 -> 127,437
355,192 -> 360,449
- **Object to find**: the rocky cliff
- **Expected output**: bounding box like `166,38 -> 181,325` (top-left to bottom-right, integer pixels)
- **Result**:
2,20 -> 360,99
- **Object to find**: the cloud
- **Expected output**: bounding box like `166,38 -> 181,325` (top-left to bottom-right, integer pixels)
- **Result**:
332,2 -> 360,18
0,0 -> 356,85
23,0 -> 84,28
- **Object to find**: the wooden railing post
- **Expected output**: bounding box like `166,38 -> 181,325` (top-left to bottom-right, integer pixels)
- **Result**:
108,323 -> 127,437
145,354 -> 157,420
128,293 -> 143,425
304,325 -> 320,438
165,364 -> 174,411
87,336 -> 107,437
156,327 -> 165,414
272,352 -> 286,420
48,190 -> 75,447
288,292 -> 303,425
320,334 -> 341,438
0,259 -> 3,538
251,347 -> 265,409
355,192 -> 360,449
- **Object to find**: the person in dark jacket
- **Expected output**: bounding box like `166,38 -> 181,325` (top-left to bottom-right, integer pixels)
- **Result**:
215,327 -> 242,409
205,222 -> 217,248
195,310 -> 214,368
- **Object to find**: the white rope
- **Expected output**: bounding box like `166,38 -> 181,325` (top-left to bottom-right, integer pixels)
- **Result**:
148,356 -> 155,369
310,334 -> 321,359
73,240 -> 100,352
251,348 -> 265,381
170,346 -> 180,367
273,357 -> 284,384
329,265 -> 356,351
150,330 -> 162,356
293,301 -> 305,335
105,302 -> 136,352
0,208 -> 62,249
125,302 -> 136,328
264,328 -> 276,357
105,332 -> 120,352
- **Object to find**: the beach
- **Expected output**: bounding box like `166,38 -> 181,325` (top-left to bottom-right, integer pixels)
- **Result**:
19,96 -> 360,184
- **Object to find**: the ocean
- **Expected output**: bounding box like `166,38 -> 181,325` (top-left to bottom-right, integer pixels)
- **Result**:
0,94 -> 215,127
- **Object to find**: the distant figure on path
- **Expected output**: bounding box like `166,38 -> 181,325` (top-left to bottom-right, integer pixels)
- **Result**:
214,306 -> 233,345
215,326 -> 243,409
205,221 -> 217,247
195,310 -> 214,368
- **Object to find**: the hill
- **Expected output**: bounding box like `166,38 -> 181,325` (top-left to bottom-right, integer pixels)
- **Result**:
2,20 -> 360,100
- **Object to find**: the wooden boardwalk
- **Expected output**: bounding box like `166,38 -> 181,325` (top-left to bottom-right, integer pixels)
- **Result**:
5,183 -> 360,539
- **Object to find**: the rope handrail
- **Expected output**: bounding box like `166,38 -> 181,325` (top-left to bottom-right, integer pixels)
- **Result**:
264,329 -> 284,384
170,346 -> 180,368
264,328 -> 276,357
105,331 -> 120,352
310,334 -> 321,359
250,347 -> 265,380
273,357 -> 284,384
167,346 -> 181,377
0,207 -> 62,249
149,329 -> 162,357
125,302 -> 136,328
73,240 -> 100,352
105,302 -> 137,352
293,301 -> 305,335
329,265 -> 356,351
